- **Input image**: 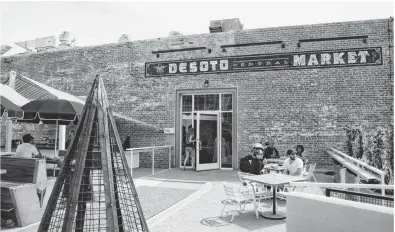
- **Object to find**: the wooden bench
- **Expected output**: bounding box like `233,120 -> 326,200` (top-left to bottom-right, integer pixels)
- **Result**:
0,156 -> 56,227
325,148 -> 386,195
326,149 -> 379,181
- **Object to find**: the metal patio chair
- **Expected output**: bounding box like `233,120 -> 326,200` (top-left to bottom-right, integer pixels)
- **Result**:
237,172 -> 271,215
221,182 -> 256,222
302,163 -> 318,182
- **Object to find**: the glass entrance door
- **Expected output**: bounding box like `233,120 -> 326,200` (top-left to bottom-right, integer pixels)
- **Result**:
196,112 -> 219,171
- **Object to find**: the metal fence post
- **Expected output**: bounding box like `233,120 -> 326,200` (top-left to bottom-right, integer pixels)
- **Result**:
152,147 -> 155,175
340,168 -> 346,184
325,188 -> 330,197
130,149 -> 133,176
168,146 -> 171,170
381,174 -> 385,196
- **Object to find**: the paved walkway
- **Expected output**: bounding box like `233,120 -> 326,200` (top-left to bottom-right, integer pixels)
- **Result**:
150,181 -> 288,232
144,168 -> 332,232
135,179 -> 203,219
5,168 -> 333,232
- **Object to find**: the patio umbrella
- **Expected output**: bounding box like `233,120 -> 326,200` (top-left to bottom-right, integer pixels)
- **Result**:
18,99 -> 84,176
0,84 -> 29,119
19,99 -> 83,124
0,84 -> 29,152
1,96 -> 24,119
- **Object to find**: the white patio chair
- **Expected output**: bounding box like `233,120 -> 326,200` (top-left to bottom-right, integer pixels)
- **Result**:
301,163 -> 317,182
220,182 -> 256,222
303,159 -> 309,172
277,163 -> 314,200
237,172 -> 272,212
237,172 -> 258,194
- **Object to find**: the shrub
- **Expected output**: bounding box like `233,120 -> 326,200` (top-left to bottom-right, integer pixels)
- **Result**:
345,125 -> 394,195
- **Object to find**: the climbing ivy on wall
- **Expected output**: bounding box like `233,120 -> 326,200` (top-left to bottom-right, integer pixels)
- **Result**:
345,125 -> 394,195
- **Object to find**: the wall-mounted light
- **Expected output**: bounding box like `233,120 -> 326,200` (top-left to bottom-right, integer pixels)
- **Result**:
204,80 -> 209,88
362,38 -> 367,44
281,43 -> 285,48
156,54 -> 160,58
208,49 -> 212,53
297,42 -> 301,48
222,48 -> 226,52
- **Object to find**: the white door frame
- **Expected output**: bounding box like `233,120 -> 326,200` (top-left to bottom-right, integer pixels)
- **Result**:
175,88 -> 238,170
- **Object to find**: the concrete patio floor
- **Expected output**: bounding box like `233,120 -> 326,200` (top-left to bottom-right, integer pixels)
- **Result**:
2,164 -> 335,232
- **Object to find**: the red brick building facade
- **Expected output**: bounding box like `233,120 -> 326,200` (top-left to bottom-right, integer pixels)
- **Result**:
1,18 -> 393,169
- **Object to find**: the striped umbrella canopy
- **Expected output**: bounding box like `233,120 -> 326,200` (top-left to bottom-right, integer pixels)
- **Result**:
0,84 -> 29,119
0,96 -> 24,118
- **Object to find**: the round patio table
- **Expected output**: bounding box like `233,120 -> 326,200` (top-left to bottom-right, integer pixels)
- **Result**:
243,173 -> 308,220
264,164 -> 285,173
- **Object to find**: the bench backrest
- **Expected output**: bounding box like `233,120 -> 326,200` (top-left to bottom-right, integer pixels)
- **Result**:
0,156 -> 47,184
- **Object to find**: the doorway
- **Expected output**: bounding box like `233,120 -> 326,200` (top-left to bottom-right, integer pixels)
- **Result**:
196,112 -> 219,171
176,89 -> 237,171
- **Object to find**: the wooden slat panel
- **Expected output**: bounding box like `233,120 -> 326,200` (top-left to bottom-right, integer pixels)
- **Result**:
0,181 -> 28,188
1,186 -> 14,212
1,157 -> 38,166
1,202 -> 14,211
0,157 -> 37,183
1,193 -> 13,204
1,196 -> 13,204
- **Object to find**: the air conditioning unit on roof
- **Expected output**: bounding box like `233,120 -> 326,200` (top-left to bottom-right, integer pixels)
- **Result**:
209,18 -> 243,33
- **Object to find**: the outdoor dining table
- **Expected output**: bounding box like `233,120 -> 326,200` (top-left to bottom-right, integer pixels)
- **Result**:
243,173 -> 308,220
265,158 -> 286,163
264,164 -> 285,173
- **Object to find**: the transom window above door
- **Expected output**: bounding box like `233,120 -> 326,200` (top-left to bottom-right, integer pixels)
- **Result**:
182,94 -> 232,112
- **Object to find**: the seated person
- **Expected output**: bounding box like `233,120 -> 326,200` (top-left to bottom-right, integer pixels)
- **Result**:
295,144 -> 308,163
250,143 -> 265,175
15,134 -> 42,158
263,140 -> 280,159
283,149 -> 304,176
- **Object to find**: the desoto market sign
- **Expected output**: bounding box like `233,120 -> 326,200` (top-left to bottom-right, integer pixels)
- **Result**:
145,47 -> 382,77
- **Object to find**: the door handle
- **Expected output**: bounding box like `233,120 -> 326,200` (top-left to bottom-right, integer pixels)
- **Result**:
198,141 -> 202,150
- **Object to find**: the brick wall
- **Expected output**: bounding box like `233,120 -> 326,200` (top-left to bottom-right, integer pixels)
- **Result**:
1,18 -> 393,168
139,147 -> 174,169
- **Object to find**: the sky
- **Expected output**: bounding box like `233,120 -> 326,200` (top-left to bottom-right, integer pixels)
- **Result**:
0,1 -> 394,48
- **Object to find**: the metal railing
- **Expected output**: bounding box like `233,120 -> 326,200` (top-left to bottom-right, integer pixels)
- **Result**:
289,182 -> 394,191
289,182 -> 394,206
126,145 -> 174,176
326,188 -> 394,208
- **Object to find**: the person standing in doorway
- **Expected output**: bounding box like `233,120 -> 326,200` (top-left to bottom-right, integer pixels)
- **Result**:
183,126 -> 197,170
214,136 -> 227,163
